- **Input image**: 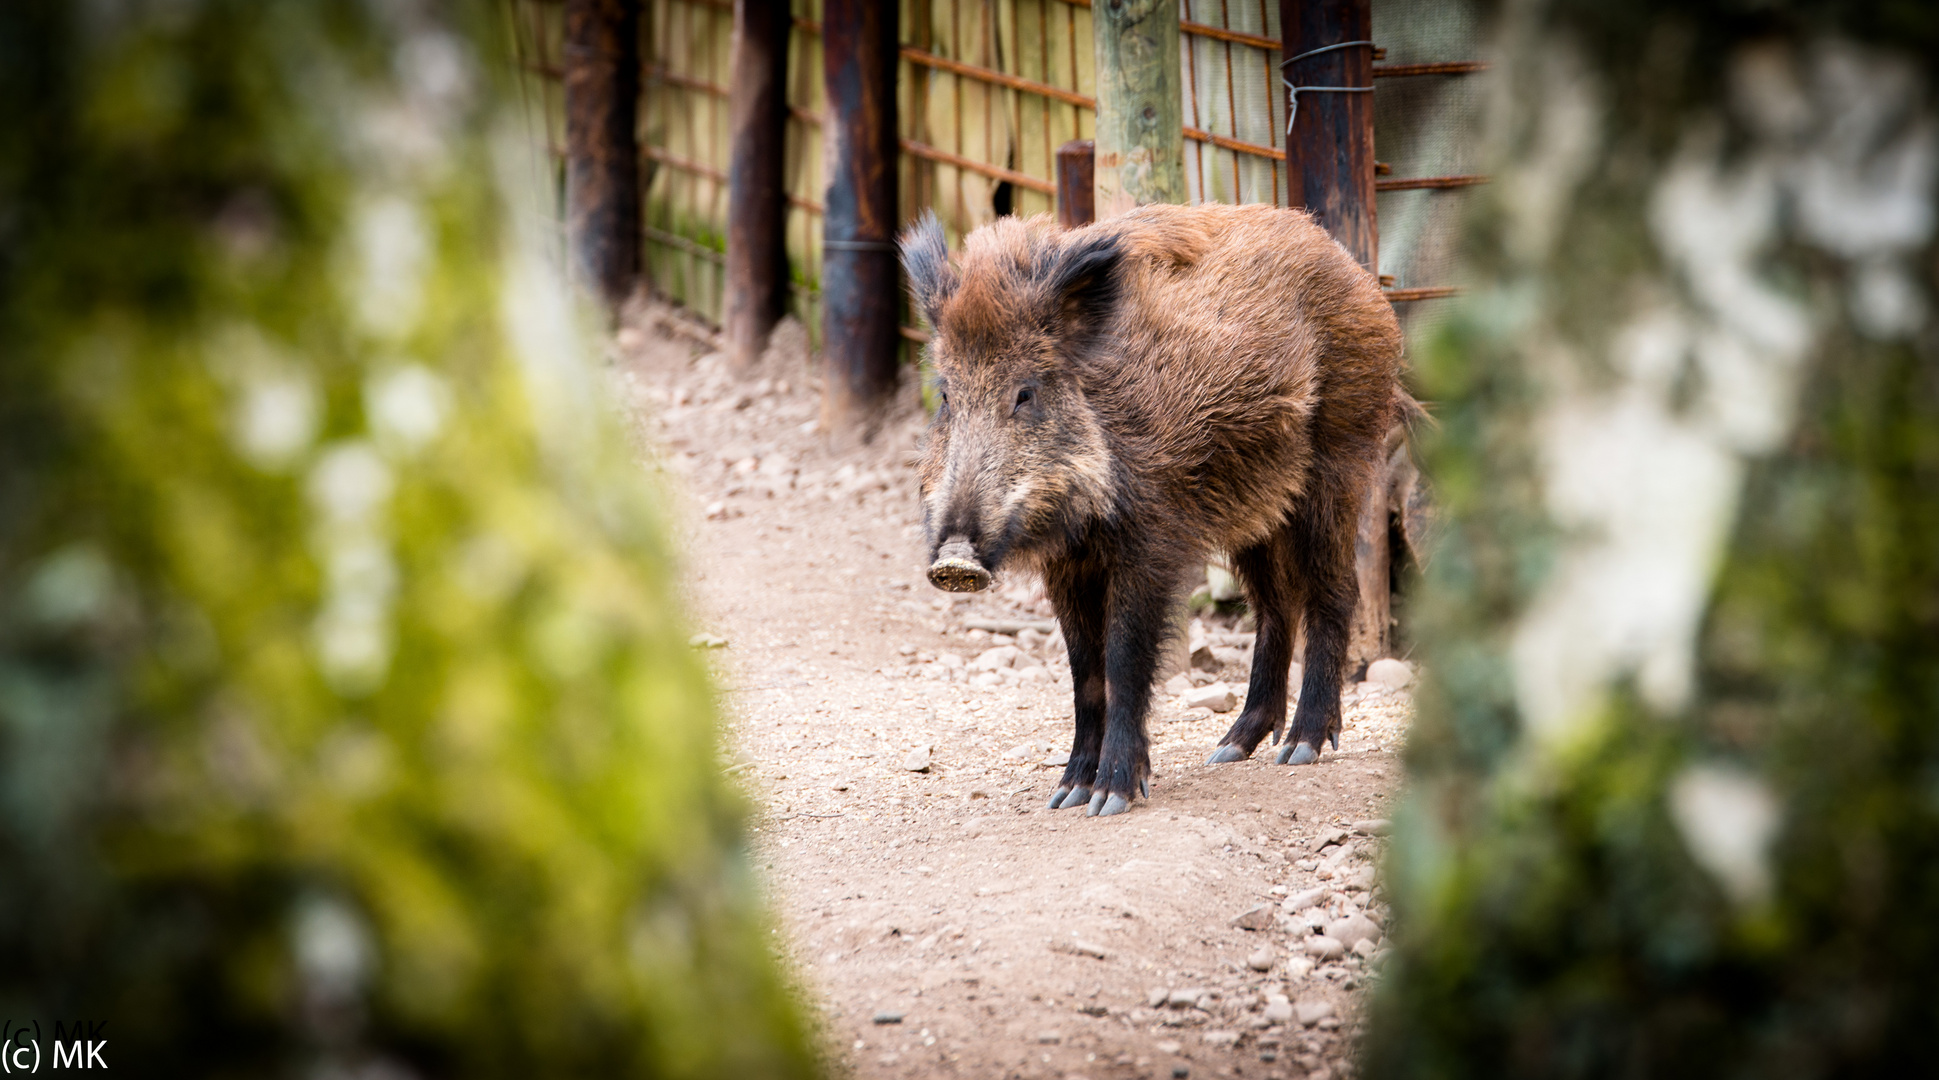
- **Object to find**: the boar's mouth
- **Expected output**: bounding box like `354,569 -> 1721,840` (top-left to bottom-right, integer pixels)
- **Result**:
927,536 -> 992,593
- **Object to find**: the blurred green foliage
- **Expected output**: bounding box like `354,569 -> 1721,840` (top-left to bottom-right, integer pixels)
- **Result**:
0,1 -> 816,1076
1365,2 -> 1939,1077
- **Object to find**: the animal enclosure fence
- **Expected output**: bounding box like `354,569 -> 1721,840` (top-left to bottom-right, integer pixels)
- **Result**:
508,0 -> 1485,351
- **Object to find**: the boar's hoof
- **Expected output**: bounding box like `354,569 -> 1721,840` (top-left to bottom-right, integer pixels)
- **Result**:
1277,742 -> 1321,766
1205,744 -> 1249,764
1087,792 -> 1132,817
1050,785 -> 1092,810
927,537 -> 991,592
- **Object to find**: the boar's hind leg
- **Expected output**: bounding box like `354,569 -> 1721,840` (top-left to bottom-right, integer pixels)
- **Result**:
1207,530 -> 1302,763
1276,488 -> 1359,766
1046,563 -> 1108,810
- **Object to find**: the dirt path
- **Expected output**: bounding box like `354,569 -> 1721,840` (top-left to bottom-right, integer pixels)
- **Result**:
616,309 -> 1414,1080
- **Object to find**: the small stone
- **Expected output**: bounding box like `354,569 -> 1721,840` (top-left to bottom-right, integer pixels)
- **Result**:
1295,1001 -> 1333,1027
1263,1000 -> 1295,1024
1367,657 -> 1414,689
972,645 -> 1023,671
1148,987 -> 1171,1008
1190,643 -> 1221,673
1202,1030 -> 1240,1048
1168,988 -> 1207,1009
901,745 -> 932,772
1042,750 -> 1070,767
1284,957 -> 1314,981
1312,828 -> 1348,852
1353,937 -> 1379,958
1232,904 -> 1276,931
936,652 -> 967,670
1071,939 -> 1109,960
1001,741 -> 1039,761
873,1011 -> 904,1025
1164,672 -> 1193,696
830,779 -> 852,791
1325,914 -> 1381,952
1345,865 -> 1378,891
1246,946 -> 1275,972
1211,645 -> 1250,667
1171,1067 -> 1190,1079
1079,1002 -> 1109,1016
687,632 -> 728,648
1350,818 -> 1392,836
1035,1030 -> 1062,1045
1016,664 -> 1049,683
1316,1016 -> 1341,1031
1155,1040 -> 1182,1055
1183,682 -> 1237,712
1281,887 -> 1327,913
1305,935 -> 1346,960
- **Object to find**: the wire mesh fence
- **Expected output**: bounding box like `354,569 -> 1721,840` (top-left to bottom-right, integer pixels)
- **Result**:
507,0 -> 1487,350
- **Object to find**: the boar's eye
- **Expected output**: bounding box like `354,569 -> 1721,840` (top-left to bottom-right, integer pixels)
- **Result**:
1013,386 -> 1035,414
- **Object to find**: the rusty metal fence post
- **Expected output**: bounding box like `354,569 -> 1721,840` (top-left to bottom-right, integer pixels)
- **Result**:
1280,0 -> 1389,669
724,0 -> 792,369
820,0 -> 900,433
563,0 -> 642,311
1056,139 -> 1095,228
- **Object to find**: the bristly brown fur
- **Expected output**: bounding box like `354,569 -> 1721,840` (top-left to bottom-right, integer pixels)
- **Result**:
903,203 -> 1408,815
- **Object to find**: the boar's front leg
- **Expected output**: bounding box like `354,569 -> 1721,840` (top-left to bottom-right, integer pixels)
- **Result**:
1084,564 -> 1180,816
1046,562 -> 1108,810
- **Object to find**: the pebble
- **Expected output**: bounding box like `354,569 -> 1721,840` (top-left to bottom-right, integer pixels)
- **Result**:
901,745 -> 932,772
1350,818 -> 1392,836
1210,645 -> 1250,667
1202,1031 -> 1240,1048
1325,914 -> 1380,952
1367,657 -> 1414,689
1183,682 -> 1237,712
1163,672 -> 1193,697
1312,828 -> 1348,852
1246,946 -> 1275,972
1263,999 -> 1295,1024
1168,988 -> 1207,1009
1147,987 -> 1170,1008
1284,957 -> 1314,981
873,1011 -> 904,1025
1281,887 -> 1327,913
687,632 -> 729,648
830,779 -> 853,791
1001,741 -> 1040,761
1035,1031 -> 1062,1045
1155,1040 -> 1182,1055
972,645 -> 1022,671
1295,1001 -> 1333,1027
1231,904 -> 1276,931
1304,935 -> 1346,960
1353,938 -> 1379,958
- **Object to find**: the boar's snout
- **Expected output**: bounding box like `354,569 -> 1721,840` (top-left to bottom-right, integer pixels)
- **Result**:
927,536 -> 991,593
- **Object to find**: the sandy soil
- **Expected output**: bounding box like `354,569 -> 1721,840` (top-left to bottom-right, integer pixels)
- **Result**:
615,306 -> 1414,1080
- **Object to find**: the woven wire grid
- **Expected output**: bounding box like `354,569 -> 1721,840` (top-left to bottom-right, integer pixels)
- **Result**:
1180,0 -> 1287,207
1371,0 -> 1487,340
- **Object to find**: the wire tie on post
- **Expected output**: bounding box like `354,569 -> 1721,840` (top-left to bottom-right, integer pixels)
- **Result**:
1279,40 -> 1376,136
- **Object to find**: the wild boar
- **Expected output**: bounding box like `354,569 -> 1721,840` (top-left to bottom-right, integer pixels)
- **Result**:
901,202 -> 1407,817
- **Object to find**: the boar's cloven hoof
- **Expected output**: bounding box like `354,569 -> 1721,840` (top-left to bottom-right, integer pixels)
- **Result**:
1205,744 -> 1249,764
1278,742 -> 1321,766
927,536 -> 991,592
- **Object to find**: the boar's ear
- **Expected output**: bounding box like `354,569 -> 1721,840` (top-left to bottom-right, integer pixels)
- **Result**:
1041,232 -> 1122,342
900,211 -> 959,329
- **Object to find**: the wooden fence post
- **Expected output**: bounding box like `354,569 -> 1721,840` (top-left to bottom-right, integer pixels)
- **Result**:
1092,0 -> 1185,218
563,0 -> 641,311
1056,139 -> 1096,228
724,0 -> 791,369
821,0 -> 900,433
1280,0 -> 1390,669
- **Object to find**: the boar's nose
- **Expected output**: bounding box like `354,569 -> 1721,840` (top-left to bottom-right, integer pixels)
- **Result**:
927,536 -> 991,593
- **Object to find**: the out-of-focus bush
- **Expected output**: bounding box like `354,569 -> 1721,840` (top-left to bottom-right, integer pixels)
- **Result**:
1366,2 -> 1939,1077
0,2 -> 815,1076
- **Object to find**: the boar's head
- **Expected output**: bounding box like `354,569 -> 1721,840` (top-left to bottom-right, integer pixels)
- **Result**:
900,212 -> 1121,592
